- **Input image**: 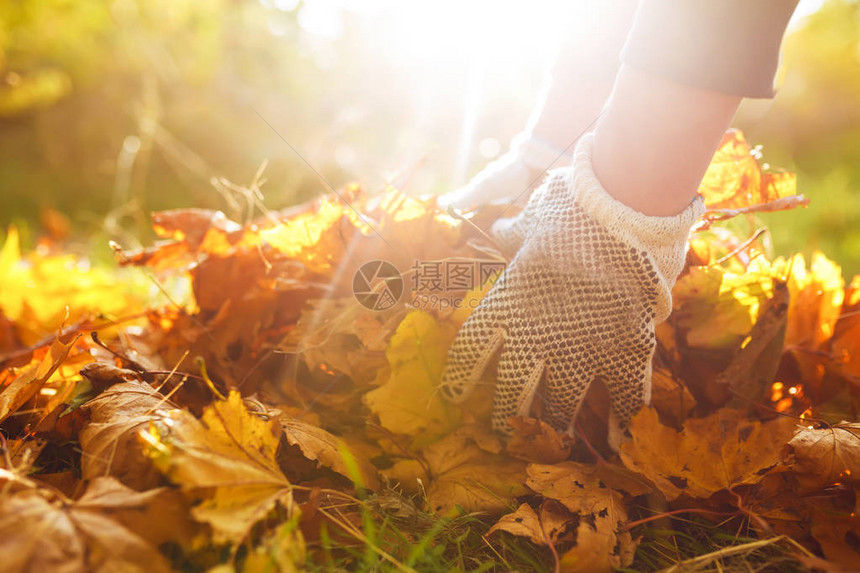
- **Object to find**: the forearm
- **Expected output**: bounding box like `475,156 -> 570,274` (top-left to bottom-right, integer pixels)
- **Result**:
592,65 -> 741,216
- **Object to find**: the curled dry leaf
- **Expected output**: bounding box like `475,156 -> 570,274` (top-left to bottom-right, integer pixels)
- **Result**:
488,500 -> 574,547
0,476 -> 173,573
280,417 -> 380,490
649,367 -> 697,425
79,381 -> 173,490
143,390 -> 295,543
0,335 -> 77,424
782,422 -> 860,491
620,408 -> 798,501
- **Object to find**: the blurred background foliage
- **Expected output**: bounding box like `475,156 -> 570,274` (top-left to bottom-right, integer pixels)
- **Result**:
0,0 -> 858,275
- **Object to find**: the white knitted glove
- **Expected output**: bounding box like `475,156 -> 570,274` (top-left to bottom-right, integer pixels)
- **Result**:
440,134 -> 704,448
437,134 -> 571,210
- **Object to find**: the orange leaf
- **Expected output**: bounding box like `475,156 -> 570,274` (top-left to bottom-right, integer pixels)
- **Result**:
699,129 -> 796,209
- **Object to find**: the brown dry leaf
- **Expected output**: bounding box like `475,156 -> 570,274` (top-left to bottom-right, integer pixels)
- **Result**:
75,476 -> 199,548
505,416 -> 572,464
79,381 -> 172,490
488,501 -> 574,546
280,417 -> 380,490
526,462 -> 637,572
143,390 -> 295,543
649,367 -> 697,425
699,129 -> 797,209
0,335 -> 77,423
620,408 -> 797,500
0,479 -> 172,573
420,429 -> 527,514
832,275 -> 860,380
364,310 -> 461,445
782,422 -> 860,491
286,297 -> 400,387
0,438 -> 47,474
810,510 -> 860,571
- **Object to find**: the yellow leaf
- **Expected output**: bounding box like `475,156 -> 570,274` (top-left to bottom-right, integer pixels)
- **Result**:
143,391 -> 295,543
699,129 -> 796,209
0,227 -> 149,345
364,310 -> 460,444
672,265 -> 773,349
780,252 -> 844,350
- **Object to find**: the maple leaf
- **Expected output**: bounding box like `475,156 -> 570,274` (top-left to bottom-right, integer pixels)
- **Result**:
0,474 -> 174,573
782,422 -> 860,491
671,264 -> 774,350
524,462 -> 639,572
620,408 -> 797,500
364,310 -> 461,445
74,476 -> 199,548
504,417 -> 572,464
142,390 -> 296,543
384,428 -> 527,514
698,129 -> 797,210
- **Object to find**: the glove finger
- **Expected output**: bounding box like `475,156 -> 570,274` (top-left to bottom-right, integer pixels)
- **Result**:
489,175 -> 550,257
440,305 -> 504,404
603,347 -> 654,451
437,156 -> 532,210
542,354 -> 596,437
491,336 -> 544,434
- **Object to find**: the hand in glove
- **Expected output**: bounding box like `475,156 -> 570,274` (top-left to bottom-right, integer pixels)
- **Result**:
440,134 -> 703,448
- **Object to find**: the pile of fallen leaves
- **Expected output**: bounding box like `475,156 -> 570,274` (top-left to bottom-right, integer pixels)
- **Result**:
0,130 -> 858,572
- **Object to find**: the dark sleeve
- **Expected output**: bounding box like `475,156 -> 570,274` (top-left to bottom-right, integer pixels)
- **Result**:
621,0 -> 799,98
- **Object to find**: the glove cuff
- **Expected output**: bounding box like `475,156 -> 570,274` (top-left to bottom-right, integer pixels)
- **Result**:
512,133 -> 572,172
571,133 -> 704,320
